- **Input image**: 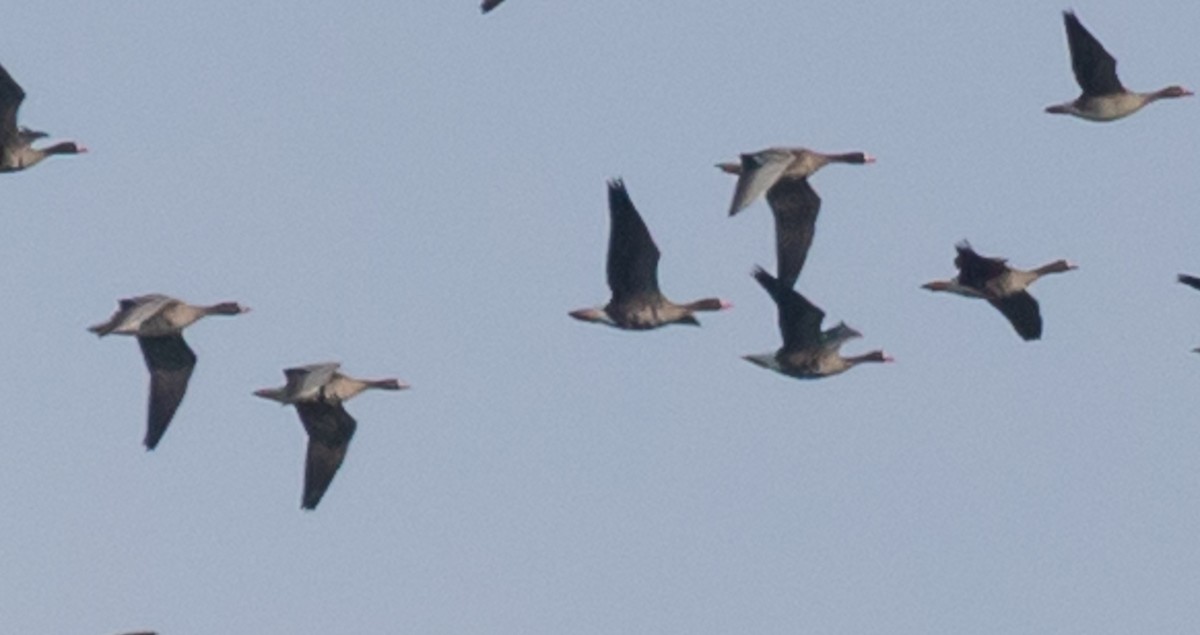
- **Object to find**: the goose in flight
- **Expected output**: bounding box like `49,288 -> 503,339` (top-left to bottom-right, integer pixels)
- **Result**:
1045,11 -> 1192,121
89,295 -> 249,449
0,62 -> 86,172
922,241 -> 1075,341
718,147 -> 873,289
744,266 -> 891,379
570,179 -> 731,330
255,363 -> 408,510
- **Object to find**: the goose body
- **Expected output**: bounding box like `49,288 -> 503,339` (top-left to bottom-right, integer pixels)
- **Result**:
1045,11 -> 1192,122
570,179 -> 731,330
0,62 -> 86,172
744,267 -> 891,379
923,242 -> 1075,341
718,147 -> 873,289
255,363 -> 408,510
90,295 -> 250,449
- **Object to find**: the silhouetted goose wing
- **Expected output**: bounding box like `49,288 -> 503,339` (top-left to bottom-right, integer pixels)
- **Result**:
988,291 -> 1043,341
728,149 -> 792,216
0,63 -> 24,146
1064,11 -> 1123,96
1179,274 -> 1200,292
753,266 -> 824,351
297,400 -> 357,510
766,177 -> 821,289
605,179 -> 662,303
954,242 -> 1008,290
481,0 -> 505,12
137,334 -> 197,449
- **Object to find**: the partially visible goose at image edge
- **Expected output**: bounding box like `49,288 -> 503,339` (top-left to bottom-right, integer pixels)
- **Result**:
481,0 -> 505,13
570,179 -> 732,330
1177,274 -> 1200,352
89,295 -> 250,450
255,363 -> 409,511
718,147 -> 874,290
0,61 -> 86,173
923,241 -> 1076,341
744,266 -> 892,380
1045,11 -> 1192,122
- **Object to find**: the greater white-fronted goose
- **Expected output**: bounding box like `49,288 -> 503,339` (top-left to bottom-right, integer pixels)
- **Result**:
744,266 -> 891,379
922,241 -> 1076,341
89,295 -> 250,450
717,147 -> 874,289
0,62 -> 86,173
481,0 -> 505,12
255,363 -> 408,510
1045,11 -> 1192,122
570,179 -> 732,330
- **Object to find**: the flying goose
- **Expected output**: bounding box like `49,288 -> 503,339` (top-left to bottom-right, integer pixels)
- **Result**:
744,266 -> 891,379
89,295 -> 250,449
922,241 -> 1076,341
1046,11 -> 1192,122
481,0 -> 505,12
255,363 -> 408,510
570,179 -> 731,329
718,147 -> 873,289
0,62 -> 86,172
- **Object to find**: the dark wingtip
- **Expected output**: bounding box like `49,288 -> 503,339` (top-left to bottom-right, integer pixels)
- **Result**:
1178,274 -> 1200,291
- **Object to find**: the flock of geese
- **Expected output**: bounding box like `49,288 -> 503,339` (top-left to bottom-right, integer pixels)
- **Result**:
3,5 -> 1194,634
2,8 -> 1195,517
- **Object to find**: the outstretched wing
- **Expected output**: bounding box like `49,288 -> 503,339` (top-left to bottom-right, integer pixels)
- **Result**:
481,0 -> 506,12
989,291 -> 1043,341
137,334 -> 197,450
1063,11 -> 1123,96
297,400 -> 357,510
605,179 -> 661,303
766,177 -> 821,289
0,63 -> 25,147
752,266 -> 825,351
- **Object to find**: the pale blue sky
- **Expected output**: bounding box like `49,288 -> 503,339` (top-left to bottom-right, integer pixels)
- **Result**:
4,1 -> 1200,633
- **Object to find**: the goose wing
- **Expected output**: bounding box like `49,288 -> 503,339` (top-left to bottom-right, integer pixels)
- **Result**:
0,63 -> 24,147
297,400 -> 357,510
988,291 -> 1043,341
766,177 -> 821,289
137,334 -> 197,449
954,242 -> 1009,290
752,266 -> 824,351
1178,274 -> 1200,292
605,179 -> 662,303
283,362 -> 340,402
1063,11 -> 1123,96
728,149 -> 792,216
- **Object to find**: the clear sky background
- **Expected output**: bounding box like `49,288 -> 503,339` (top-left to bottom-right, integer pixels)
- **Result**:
3,1 -> 1199,633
